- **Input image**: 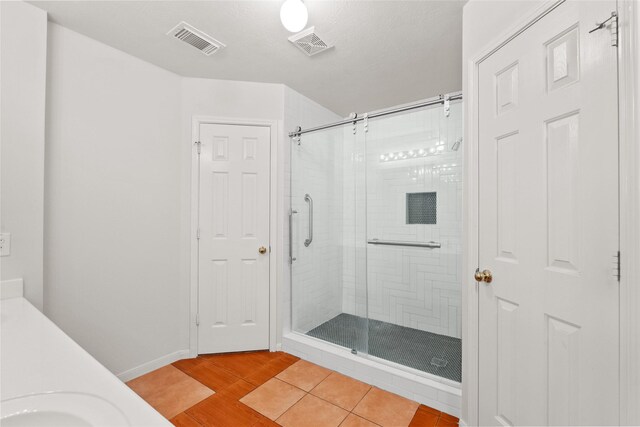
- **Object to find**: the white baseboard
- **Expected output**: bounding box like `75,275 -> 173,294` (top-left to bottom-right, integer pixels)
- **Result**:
116,349 -> 190,382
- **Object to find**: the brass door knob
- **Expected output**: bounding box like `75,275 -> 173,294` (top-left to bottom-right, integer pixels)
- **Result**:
474,268 -> 493,283
258,246 -> 267,254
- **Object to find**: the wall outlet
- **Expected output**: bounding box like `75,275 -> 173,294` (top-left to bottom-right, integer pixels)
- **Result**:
0,233 -> 11,257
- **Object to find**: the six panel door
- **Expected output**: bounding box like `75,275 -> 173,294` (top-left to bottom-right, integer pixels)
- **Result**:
198,123 -> 271,354
478,1 -> 619,425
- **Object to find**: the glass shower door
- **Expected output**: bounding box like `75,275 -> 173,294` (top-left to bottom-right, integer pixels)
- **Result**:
290,124 -> 368,355
364,101 -> 463,382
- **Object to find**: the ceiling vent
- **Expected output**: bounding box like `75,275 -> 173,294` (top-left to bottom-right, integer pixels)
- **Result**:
288,26 -> 333,57
167,22 -> 225,56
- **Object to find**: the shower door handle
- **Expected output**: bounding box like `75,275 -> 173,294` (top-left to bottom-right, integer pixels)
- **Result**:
289,209 -> 298,262
304,194 -> 313,247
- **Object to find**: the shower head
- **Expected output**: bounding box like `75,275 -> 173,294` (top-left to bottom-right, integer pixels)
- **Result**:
450,137 -> 462,151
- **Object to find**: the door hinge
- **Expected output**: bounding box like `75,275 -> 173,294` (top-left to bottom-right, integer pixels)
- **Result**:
196,313 -> 200,326
610,11 -> 618,47
615,251 -> 621,281
196,228 -> 200,240
589,11 -> 618,47
194,140 -> 201,155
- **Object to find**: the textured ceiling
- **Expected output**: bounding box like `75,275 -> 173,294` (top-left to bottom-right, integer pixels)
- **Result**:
29,0 -> 464,116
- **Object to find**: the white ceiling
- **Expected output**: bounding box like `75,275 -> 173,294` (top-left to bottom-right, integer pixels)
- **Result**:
29,0 -> 464,116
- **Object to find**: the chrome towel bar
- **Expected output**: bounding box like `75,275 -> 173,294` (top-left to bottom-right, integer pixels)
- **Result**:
367,239 -> 441,248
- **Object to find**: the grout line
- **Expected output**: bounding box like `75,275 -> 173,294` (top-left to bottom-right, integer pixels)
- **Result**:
348,384 -> 374,413
305,388 -> 356,413
273,387 -> 308,424
270,376 -> 309,394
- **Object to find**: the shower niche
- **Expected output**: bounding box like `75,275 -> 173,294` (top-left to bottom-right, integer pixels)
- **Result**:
406,192 -> 437,225
290,95 -> 463,383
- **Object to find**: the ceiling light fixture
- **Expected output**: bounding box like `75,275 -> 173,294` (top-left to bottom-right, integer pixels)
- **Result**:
280,0 -> 308,32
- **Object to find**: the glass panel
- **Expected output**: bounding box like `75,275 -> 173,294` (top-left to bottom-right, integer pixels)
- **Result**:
364,101 -> 463,382
290,124 -> 368,355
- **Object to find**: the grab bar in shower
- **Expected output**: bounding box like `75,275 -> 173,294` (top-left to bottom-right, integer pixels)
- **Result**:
289,209 -> 298,262
367,239 -> 441,248
304,194 -> 313,247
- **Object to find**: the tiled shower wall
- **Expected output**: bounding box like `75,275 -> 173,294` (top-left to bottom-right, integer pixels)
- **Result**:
343,102 -> 463,338
284,87 -> 345,334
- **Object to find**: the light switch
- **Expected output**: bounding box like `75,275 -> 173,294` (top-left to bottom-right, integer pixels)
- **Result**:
0,233 -> 11,257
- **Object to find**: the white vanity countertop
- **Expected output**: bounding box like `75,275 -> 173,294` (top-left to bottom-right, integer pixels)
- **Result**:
1,296 -> 171,426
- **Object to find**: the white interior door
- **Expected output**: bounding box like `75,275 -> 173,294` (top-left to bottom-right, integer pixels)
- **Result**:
198,123 -> 271,354
478,1 -> 619,425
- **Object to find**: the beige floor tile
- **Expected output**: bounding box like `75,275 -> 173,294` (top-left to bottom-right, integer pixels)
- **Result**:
311,372 -> 371,411
340,413 -> 381,427
276,394 -> 349,427
353,387 -> 420,427
276,359 -> 332,392
240,377 -> 306,420
127,365 -> 214,419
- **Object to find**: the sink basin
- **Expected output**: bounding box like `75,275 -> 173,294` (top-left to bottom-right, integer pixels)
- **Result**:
1,392 -> 130,426
2,411 -> 91,427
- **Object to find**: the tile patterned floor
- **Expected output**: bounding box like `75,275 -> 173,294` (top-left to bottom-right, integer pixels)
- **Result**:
126,351 -> 459,427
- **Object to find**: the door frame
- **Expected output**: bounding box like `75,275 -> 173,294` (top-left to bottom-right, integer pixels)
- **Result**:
189,116 -> 280,357
463,1 -> 639,425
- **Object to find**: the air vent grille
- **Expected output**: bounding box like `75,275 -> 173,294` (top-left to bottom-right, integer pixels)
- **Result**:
167,22 -> 225,56
288,27 -> 333,57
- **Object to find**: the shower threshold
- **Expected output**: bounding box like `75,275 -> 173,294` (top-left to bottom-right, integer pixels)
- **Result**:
306,313 -> 461,382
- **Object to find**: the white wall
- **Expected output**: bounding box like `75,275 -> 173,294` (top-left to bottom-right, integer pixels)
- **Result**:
41,24 -> 337,375
0,1 -> 48,310
461,1 -> 545,424
44,23 -> 184,376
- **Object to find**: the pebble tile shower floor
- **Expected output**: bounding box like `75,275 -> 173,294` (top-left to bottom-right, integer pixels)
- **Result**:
126,350 -> 459,427
306,313 -> 462,382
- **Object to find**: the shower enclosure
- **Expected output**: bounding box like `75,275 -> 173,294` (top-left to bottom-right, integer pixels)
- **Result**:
290,94 -> 463,383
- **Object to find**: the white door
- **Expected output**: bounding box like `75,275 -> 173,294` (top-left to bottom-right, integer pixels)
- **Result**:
478,1 -> 619,425
198,123 -> 271,354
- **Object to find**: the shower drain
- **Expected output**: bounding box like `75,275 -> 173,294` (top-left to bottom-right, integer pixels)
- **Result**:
430,357 -> 448,368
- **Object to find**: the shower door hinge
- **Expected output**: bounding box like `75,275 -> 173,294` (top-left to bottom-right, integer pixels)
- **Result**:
196,313 -> 200,326
614,251 -> 621,281
195,140 -> 201,155
589,11 -> 618,47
